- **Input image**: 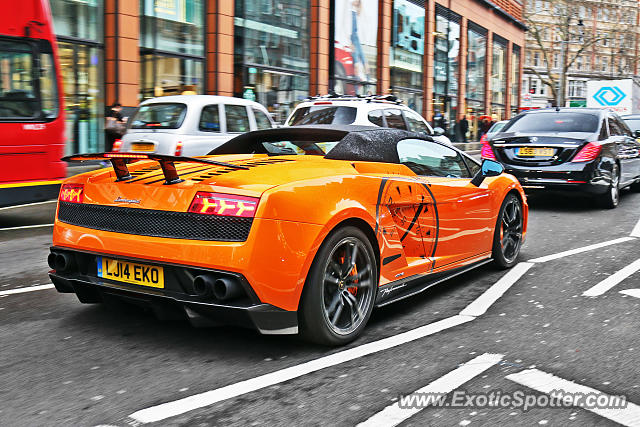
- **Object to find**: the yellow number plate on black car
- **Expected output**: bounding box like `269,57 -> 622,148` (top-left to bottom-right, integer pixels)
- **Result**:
516,147 -> 555,157
97,257 -> 164,288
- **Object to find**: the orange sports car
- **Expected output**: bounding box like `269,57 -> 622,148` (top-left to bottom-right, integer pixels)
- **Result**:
49,126 -> 527,345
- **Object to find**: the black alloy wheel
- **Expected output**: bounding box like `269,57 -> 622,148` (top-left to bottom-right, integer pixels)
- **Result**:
492,193 -> 524,269
299,226 -> 377,346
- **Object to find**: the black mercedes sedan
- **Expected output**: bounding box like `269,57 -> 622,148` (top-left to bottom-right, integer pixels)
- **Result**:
482,108 -> 640,208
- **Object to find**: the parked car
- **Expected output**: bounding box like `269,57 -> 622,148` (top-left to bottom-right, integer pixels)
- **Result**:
118,95 -> 275,156
621,114 -> 640,139
480,120 -> 508,143
285,95 -> 452,146
54,126 -> 526,345
483,108 -> 640,208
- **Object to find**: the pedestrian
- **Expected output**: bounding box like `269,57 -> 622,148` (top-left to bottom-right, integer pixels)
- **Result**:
459,115 -> 469,143
105,102 -> 126,152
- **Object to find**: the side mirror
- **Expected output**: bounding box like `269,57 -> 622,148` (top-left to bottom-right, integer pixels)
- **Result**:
433,127 -> 445,136
633,129 -> 640,138
471,159 -> 504,187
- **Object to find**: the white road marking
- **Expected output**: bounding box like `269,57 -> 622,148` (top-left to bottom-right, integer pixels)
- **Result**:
356,353 -> 503,427
0,284 -> 55,296
528,237 -> 635,264
127,315 -> 475,424
460,262 -> 533,317
619,289 -> 640,299
507,369 -> 640,427
0,223 -> 54,232
631,217 -> 640,238
0,200 -> 56,211
127,258 -> 543,423
583,258 -> 640,297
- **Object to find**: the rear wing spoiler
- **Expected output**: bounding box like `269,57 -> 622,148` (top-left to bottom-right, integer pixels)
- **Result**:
62,152 -> 248,185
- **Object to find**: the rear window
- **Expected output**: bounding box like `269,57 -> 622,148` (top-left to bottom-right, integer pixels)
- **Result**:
503,113 -> 599,133
261,140 -> 339,156
287,106 -> 357,126
130,103 -> 187,129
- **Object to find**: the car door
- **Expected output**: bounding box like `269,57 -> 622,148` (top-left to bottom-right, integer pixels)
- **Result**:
614,115 -> 640,185
397,138 -> 494,269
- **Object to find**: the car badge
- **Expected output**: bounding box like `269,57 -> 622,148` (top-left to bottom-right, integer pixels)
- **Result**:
531,137 -> 538,142
114,197 -> 141,204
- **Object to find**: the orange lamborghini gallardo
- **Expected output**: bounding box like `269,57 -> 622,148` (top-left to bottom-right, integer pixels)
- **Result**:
49,126 -> 528,345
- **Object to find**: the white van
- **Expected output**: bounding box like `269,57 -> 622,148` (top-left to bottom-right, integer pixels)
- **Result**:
119,95 -> 275,156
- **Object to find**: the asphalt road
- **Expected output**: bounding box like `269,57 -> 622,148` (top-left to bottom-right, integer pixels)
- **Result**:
1,189 -> 640,426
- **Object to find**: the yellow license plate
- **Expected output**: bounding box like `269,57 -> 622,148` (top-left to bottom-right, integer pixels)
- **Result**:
97,257 -> 164,288
517,147 -> 555,157
131,142 -> 155,152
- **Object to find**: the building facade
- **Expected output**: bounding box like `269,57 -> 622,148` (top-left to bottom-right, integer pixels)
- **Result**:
50,0 -> 525,152
522,0 -> 640,109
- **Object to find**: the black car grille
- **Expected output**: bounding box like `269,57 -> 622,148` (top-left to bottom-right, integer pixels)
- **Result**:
57,202 -> 252,241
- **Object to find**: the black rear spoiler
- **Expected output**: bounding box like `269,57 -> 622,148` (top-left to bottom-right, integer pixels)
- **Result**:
62,152 -> 248,185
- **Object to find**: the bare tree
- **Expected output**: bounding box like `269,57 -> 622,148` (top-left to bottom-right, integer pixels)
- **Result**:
524,0 -> 638,106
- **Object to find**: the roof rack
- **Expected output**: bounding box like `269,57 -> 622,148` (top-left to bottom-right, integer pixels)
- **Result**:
304,93 -> 403,105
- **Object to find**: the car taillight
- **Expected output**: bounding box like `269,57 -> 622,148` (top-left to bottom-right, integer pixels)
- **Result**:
481,141 -> 496,160
111,139 -> 122,152
174,141 -> 183,156
571,142 -> 602,162
59,184 -> 84,203
188,192 -> 259,218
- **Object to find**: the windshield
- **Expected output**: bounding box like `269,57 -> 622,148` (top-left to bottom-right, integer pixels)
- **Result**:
258,140 -> 339,156
623,118 -> 640,132
0,39 -> 58,120
130,103 -> 187,129
503,112 -> 599,133
287,106 -> 357,126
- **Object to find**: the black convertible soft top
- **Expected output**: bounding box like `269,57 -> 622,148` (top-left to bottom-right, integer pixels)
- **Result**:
209,125 -> 434,164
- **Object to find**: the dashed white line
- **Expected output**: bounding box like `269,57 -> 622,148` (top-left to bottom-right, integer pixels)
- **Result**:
631,217 -> 640,238
356,353 -> 503,427
507,369 -> 640,427
528,237 -> 635,264
127,315 -> 475,424
583,258 -> 640,297
0,224 -> 54,232
0,284 -> 55,296
460,262 -> 533,317
0,200 -> 56,211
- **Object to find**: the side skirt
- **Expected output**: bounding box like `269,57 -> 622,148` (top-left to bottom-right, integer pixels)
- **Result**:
374,258 -> 493,307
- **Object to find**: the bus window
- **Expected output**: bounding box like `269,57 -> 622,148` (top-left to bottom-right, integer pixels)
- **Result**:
39,52 -> 58,119
0,39 -> 38,119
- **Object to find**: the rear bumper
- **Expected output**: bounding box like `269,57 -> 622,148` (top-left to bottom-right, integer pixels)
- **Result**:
504,161 -> 609,195
48,248 -> 298,335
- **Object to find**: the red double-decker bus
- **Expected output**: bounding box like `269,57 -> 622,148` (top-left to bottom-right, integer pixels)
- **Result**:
0,0 -> 65,207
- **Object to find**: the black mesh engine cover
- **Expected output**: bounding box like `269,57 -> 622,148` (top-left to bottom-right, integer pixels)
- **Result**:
57,202 -> 253,241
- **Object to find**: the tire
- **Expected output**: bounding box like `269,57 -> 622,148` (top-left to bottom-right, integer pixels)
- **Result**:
596,163 -> 620,209
492,193 -> 524,269
299,226 -> 378,346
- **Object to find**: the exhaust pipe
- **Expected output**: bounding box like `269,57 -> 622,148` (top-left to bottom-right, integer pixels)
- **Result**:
213,277 -> 243,301
54,253 -> 75,272
47,252 -> 58,270
193,274 -> 215,298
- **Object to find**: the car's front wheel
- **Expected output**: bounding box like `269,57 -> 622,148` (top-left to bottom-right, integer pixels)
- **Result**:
492,193 -> 524,269
299,226 -> 377,346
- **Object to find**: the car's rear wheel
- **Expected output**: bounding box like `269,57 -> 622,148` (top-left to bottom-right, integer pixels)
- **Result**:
299,226 -> 377,346
492,193 -> 524,269
597,163 -> 620,209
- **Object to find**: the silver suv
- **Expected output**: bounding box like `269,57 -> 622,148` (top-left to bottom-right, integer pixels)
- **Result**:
285,95 -> 452,145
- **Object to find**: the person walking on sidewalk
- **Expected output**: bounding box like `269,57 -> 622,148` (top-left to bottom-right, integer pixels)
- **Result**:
459,115 -> 469,143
